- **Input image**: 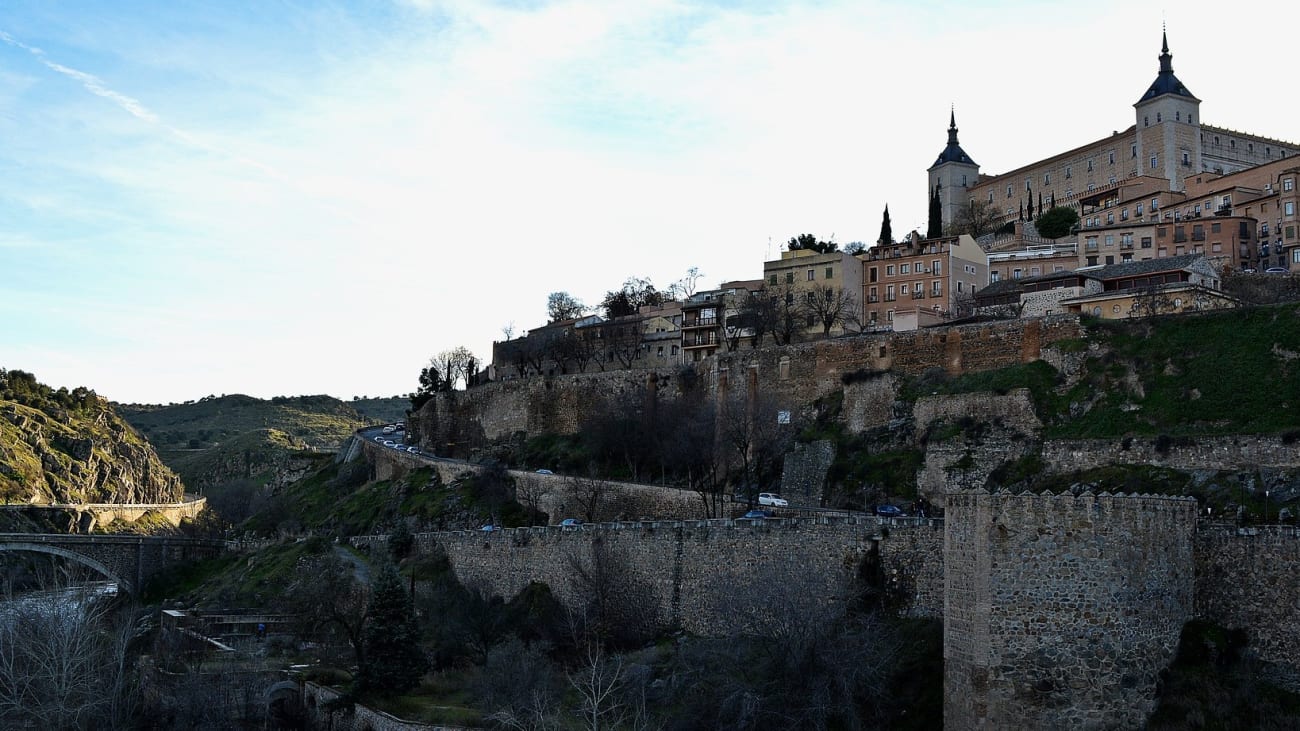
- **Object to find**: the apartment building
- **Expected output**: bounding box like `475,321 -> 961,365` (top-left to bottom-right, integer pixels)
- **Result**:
861,234 -> 988,329
761,249 -> 864,339
680,280 -> 764,361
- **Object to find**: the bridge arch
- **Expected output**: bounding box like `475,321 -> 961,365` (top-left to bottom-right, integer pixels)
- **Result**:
0,543 -> 134,595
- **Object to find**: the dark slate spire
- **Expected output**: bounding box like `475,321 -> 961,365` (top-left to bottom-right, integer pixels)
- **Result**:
931,107 -> 977,167
1137,28 -> 1197,103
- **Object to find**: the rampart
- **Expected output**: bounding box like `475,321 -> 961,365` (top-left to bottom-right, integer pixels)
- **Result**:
353,516 -> 945,636
944,491 -> 1198,730
413,316 -> 1083,447
1194,524 -> 1300,691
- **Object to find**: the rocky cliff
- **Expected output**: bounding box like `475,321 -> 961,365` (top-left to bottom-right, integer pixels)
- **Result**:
0,370 -> 183,505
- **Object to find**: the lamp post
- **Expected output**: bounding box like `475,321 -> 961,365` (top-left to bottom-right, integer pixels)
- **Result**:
1265,490 -> 1271,524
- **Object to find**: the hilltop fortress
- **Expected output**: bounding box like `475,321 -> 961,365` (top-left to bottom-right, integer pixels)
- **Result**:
387,308 -> 1300,728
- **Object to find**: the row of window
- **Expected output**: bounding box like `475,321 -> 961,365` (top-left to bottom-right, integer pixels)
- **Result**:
769,266 -> 835,285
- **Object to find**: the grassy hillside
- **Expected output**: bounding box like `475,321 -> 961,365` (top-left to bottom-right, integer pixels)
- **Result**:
117,393 -> 377,451
903,303 -> 1300,439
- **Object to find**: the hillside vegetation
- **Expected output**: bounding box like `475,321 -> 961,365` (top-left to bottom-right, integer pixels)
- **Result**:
117,393 -> 389,451
0,369 -> 182,505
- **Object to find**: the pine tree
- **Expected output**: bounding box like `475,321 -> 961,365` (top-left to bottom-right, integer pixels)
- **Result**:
927,187 -> 943,239
877,205 -> 893,245
359,562 -> 429,694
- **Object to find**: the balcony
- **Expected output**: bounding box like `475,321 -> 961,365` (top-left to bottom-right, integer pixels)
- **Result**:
911,292 -> 926,300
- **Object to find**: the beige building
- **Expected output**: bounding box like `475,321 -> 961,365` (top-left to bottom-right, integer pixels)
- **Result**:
862,234 -> 988,329
762,248 -> 864,339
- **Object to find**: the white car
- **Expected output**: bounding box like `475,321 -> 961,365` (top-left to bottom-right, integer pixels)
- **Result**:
383,440 -> 396,447
758,493 -> 788,507
382,425 -> 396,434
406,446 -> 419,454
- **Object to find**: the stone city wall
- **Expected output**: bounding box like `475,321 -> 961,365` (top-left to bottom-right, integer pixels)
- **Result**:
411,317 -> 1083,446
1041,434 -> 1300,473
354,516 -> 944,636
1193,524 -> 1300,691
944,490 -> 1197,731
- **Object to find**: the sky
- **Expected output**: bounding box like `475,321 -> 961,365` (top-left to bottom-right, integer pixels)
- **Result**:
2,0 -> 1297,404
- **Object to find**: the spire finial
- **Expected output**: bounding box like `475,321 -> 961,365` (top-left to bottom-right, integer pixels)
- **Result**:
950,105 -> 956,130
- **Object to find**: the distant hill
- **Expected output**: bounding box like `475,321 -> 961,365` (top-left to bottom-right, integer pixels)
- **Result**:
117,393 -> 386,451
348,396 -> 411,425
0,369 -> 183,506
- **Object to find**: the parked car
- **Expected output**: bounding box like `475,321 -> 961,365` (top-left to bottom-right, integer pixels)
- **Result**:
536,469 -> 554,475
383,440 -> 396,447
382,425 -> 395,434
394,423 -> 405,431
559,518 -> 582,527
757,493 -> 788,507
480,524 -> 498,532
406,446 -> 420,454
875,504 -> 906,518
373,436 -> 384,442
1266,267 -> 1289,274
742,509 -> 772,519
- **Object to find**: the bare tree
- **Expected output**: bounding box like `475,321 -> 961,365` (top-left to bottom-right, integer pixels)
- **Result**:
799,284 -> 858,336
287,553 -> 370,670
567,474 -> 614,523
668,266 -> 705,300
516,474 -> 550,525
663,399 -> 729,518
0,582 -> 138,729
429,346 -> 478,390
569,643 -> 629,731
717,389 -> 797,507
599,319 -> 646,370
946,198 -> 1005,239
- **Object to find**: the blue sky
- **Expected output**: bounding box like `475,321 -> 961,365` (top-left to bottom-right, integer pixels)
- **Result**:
3,0 -> 1296,403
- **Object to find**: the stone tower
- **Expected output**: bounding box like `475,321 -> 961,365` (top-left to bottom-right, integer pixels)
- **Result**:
928,109 -> 980,232
1133,30 -> 1202,191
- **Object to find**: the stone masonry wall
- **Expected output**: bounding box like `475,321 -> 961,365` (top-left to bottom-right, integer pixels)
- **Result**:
412,317 -> 1083,446
354,517 -> 944,637
944,490 -> 1197,731
1194,524 -> 1300,691
912,389 -> 1043,441
1041,434 -> 1300,473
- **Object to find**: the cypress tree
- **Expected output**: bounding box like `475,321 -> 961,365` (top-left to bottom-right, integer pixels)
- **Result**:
927,187 -> 943,239
1027,187 -> 1035,220
878,205 -> 893,245
360,562 -> 430,694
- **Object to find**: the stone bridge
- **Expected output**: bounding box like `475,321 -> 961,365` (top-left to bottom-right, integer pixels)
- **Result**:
0,533 -> 225,595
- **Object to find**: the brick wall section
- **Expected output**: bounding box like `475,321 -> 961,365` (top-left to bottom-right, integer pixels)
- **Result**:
1194,524 -> 1300,691
944,491 -> 1197,730
1042,434 -> 1300,472
410,317 -> 1084,445
353,517 -> 944,636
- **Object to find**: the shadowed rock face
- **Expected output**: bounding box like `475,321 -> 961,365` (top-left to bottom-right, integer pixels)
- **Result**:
2,396 -> 183,506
